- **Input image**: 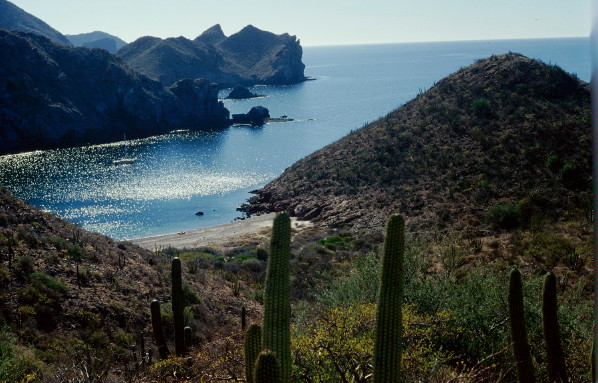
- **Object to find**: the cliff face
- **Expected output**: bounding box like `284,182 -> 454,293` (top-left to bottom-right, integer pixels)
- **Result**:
0,0 -> 70,45
0,30 -> 229,154
241,54 -> 591,234
117,24 -> 306,87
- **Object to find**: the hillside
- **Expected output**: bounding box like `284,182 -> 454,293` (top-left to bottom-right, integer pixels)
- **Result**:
0,0 -> 70,45
117,24 -> 306,87
66,31 -> 128,53
241,53 -> 591,234
0,188 -> 262,381
0,29 -> 230,154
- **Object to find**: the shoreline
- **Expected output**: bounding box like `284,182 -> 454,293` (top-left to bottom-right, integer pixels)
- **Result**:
129,213 -> 312,250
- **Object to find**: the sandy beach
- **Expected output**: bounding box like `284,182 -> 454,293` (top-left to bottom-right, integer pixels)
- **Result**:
129,213 -> 312,250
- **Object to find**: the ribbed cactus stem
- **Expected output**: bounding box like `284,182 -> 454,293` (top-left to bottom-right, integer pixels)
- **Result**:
542,272 -> 568,382
262,212 -> 291,383
150,300 -> 170,359
245,323 -> 262,383
184,326 -> 192,351
508,268 -> 536,383
373,214 -> 405,383
242,305 -> 247,331
254,350 -> 281,383
172,257 -> 185,356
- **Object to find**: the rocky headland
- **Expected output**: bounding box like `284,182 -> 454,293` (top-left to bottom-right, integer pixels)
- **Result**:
240,53 -> 591,235
116,24 -> 306,87
0,29 -> 229,154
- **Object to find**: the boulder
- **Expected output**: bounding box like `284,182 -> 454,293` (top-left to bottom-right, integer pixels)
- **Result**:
247,106 -> 270,125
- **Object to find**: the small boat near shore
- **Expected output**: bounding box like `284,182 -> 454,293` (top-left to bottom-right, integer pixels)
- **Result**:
112,134 -> 137,165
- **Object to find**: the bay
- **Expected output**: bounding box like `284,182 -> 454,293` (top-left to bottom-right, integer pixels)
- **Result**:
0,37 -> 590,240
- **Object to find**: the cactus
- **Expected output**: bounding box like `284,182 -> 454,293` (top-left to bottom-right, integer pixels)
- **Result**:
245,323 -> 262,383
242,306 -> 247,331
184,326 -> 192,351
150,300 -> 170,359
172,257 -> 185,356
262,212 -> 292,383
373,214 -> 405,383
508,268 -> 536,383
542,272 -> 567,382
254,350 -> 281,383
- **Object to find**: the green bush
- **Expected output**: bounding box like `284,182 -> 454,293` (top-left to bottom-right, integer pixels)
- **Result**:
0,329 -> 45,382
485,202 -> 523,229
471,97 -> 492,117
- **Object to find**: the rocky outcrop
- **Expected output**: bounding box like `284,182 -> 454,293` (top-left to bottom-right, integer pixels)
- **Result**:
0,30 -> 229,154
226,85 -> 262,99
66,31 -> 128,53
240,54 -> 591,234
232,106 -> 270,126
0,0 -> 70,45
117,25 -> 306,87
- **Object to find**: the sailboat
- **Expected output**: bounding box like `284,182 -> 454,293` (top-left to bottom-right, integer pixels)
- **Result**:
112,134 -> 137,165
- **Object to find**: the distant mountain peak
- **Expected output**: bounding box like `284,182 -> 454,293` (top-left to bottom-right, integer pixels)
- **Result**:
120,25 -> 305,87
66,30 -> 127,53
194,24 -> 226,45
0,0 -> 70,45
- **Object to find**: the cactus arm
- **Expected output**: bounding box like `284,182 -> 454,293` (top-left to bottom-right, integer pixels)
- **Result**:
542,272 -> 568,382
373,214 -> 405,383
172,257 -> 185,356
150,299 -> 170,360
508,268 -> 536,383
262,213 -> 292,383
245,323 -> 263,383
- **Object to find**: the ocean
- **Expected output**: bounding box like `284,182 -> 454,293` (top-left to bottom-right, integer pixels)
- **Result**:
0,37 -> 590,240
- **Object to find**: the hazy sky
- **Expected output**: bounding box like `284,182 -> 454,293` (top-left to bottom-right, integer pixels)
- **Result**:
9,0 -> 592,46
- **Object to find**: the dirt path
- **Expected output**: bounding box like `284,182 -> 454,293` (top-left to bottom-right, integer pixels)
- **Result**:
129,213 -> 312,250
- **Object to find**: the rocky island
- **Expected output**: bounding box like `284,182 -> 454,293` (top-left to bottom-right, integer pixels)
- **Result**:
225,85 -> 264,99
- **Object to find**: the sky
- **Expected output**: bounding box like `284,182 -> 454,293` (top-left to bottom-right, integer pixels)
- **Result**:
9,0 -> 593,46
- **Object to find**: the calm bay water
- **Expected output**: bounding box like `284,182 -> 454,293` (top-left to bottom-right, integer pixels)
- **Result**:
0,38 -> 590,240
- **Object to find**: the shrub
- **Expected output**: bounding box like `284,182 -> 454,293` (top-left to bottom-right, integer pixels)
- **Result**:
471,97 -> 492,117
486,202 -> 523,229
12,256 -> 34,280
0,329 -> 46,382
292,303 -> 458,382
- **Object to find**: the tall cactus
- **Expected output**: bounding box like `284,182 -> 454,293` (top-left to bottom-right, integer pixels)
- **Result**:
508,268 -> 536,383
373,214 -> 405,383
172,257 -> 185,356
262,212 -> 292,383
150,300 -> 170,359
245,323 -> 263,383
542,272 -> 567,382
242,305 -> 247,331
254,350 -> 281,383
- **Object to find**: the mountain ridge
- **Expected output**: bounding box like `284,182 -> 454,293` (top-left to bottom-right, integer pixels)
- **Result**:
0,0 -> 70,45
117,24 -> 306,87
0,29 -> 229,154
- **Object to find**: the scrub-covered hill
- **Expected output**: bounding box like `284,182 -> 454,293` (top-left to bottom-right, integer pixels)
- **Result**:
241,53 -> 591,235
